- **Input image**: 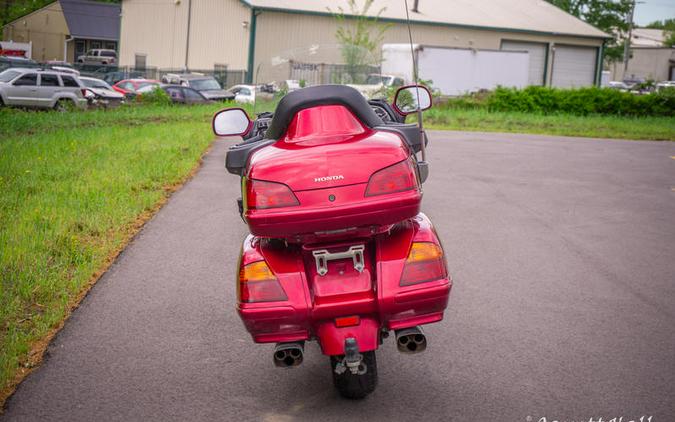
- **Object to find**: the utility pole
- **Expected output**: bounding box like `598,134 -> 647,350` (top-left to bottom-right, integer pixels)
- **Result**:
184,0 -> 192,71
623,0 -> 643,76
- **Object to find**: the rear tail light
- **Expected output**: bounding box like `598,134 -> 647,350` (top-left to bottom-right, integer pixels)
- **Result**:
400,242 -> 447,286
247,179 -> 299,209
238,260 -> 288,303
365,158 -> 418,197
81,88 -> 88,97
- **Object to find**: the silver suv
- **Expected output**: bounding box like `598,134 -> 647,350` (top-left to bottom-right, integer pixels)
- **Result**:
77,49 -> 117,65
0,68 -> 88,110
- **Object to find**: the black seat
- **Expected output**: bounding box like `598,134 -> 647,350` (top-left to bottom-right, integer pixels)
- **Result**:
265,85 -> 384,140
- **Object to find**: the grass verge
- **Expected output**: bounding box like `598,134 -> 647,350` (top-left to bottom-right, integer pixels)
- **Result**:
425,108 -> 675,141
0,104 -> 221,406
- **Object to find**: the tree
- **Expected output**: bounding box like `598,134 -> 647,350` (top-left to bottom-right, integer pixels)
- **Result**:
646,18 -> 675,47
330,0 -> 391,84
547,0 -> 633,62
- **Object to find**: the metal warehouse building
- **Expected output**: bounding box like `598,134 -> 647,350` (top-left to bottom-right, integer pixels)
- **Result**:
119,0 -> 609,88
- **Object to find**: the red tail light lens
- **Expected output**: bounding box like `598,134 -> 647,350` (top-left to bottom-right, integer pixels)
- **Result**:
247,179 -> 299,209
239,261 -> 288,303
400,242 -> 447,286
365,158 -> 418,197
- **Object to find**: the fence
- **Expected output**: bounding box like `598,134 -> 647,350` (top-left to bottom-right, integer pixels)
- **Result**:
288,60 -> 380,85
73,64 -> 246,88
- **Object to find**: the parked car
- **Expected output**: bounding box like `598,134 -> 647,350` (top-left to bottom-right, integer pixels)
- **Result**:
98,70 -> 144,85
79,76 -> 125,108
608,81 -> 630,91
136,84 -> 213,105
44,61 -> 80,76
655,81 -> 675,91
0,68 -> 87,110
0,56 -> 40,72
226,84 -> 257,103
161,73 -> 234,101
112,78 -> 160,97
77,49 -> 117,65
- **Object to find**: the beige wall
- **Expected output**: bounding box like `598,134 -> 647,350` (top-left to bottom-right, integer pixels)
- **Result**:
610,48 -> 675,82
119,0 -> 249,70
253,10 -> 603,85
2,2 -> 69,62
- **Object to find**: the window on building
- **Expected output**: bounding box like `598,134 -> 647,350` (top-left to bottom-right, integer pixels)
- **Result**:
13,73 -> 37,86
60,75 -> 79,87
90,41 -> 102,49
75,40 -> 86,56
135,54 -> 147,70
40,74 -> 60,86
105,42 -> 117,50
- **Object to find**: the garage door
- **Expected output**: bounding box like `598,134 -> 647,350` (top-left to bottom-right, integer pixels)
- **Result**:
501,40 -> 547,86
551,45 -> 597,88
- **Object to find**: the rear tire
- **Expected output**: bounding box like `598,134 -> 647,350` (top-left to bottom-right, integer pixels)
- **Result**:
330,351 -> 377,399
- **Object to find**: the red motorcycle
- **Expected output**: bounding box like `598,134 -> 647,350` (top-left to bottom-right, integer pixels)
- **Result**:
212,83 -> 452,398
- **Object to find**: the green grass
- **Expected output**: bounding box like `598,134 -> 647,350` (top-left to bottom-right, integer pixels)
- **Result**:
0,104 -> 221,399
425,108 -> 675,141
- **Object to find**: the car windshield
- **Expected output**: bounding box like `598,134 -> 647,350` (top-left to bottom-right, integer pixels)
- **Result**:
190,78 -> 221,91
0,69 -> 21,82
82,78 -> 112,89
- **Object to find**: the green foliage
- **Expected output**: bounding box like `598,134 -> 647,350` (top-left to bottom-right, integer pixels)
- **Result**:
0,104 -> 215,396
136,87 -> 172,105
546,0 -> 632,62
644,19 -> 675,47
440,86 -> 675,118
424,108 -> 675,141
330,0 -> 391,83
2,0 -> 120,25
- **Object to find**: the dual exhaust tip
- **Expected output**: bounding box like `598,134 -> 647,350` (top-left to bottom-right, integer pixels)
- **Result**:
273,343 -> 304,368
395,326 -> 427,354
272,326 -> 426,368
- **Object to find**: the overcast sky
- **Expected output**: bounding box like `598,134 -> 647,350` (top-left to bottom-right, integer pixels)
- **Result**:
634,0 -> 675,26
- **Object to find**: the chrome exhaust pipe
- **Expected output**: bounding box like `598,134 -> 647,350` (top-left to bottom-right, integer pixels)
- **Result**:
273,342 -> 304,368
395,326 -> 427,354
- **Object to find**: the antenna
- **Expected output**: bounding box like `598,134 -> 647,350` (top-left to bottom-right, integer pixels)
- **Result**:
403,0 -> 427,163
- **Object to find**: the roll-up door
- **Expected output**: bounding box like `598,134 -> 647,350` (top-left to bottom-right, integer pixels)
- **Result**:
501,40 -> 548,86
551,45 -> 597,88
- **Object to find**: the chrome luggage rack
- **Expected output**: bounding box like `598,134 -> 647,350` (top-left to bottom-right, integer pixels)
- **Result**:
312,245 -> 365,276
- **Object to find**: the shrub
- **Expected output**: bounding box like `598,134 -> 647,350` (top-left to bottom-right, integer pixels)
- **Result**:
136,87 -> 172,105
439,86 -> 675,117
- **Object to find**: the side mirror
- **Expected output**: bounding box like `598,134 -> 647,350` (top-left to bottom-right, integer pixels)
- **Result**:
393,85 -> 432,115
212,108 -> 252,137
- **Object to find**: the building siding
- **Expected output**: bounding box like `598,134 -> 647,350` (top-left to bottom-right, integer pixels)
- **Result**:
2,2 -> 69,62
252,10 -> 603,85
610,48 -> 675,82
119,0 -> 249,70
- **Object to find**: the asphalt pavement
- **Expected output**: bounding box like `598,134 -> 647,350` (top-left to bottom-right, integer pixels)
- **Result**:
3,131 -> 675,422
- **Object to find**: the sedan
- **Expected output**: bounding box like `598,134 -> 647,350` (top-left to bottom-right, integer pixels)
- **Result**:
136,84 -> 213,105
112,79 -> 160,97
79,76 -> 125,108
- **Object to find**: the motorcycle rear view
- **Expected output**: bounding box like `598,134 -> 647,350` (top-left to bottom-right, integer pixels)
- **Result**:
212,43 -> 452,399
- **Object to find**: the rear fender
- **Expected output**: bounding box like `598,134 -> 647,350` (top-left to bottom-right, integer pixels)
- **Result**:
315,317 -> 380,356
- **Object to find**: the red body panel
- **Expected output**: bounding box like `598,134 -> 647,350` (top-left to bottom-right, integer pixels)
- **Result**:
244,105 -> 421,239
236,213 -> 452,355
